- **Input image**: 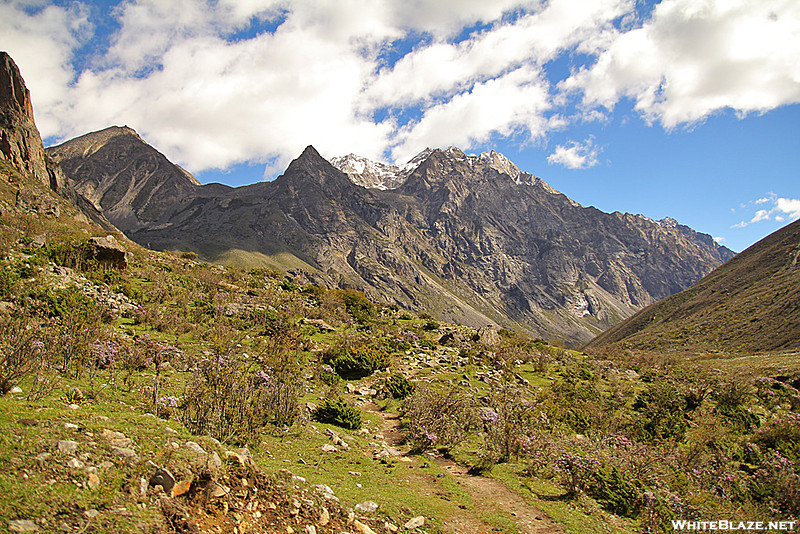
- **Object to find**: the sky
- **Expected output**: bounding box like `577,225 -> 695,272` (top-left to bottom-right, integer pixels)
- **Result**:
1,0 -> 799,253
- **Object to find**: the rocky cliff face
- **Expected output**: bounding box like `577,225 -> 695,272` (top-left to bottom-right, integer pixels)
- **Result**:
0,52 -> 65,192
584,217 -> 800,355
50,129 -> 734,345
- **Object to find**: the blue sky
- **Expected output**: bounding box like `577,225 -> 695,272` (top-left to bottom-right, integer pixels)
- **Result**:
2,0 -> 799,252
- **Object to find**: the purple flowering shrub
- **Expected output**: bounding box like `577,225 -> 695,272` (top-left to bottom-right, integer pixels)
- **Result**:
0,315 -> 44,395
180,345 -> 302,443
402,385 -> 478,453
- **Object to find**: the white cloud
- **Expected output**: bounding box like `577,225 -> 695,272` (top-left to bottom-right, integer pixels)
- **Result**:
0,2 -> 91,133
714,236 -> 726,245
546,137 -> 601,169
389,67 -> 551,163
366,0 -> 631,109
732,194 -> 800,228
775,197 -> 800,219
2,0 -> 800,177
563,0 -> 800,127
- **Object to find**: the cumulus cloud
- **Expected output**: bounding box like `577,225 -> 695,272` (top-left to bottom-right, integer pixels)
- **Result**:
0,1 -> 91,133
563,0 -> 800,127
732,194 -> 800,228
546,137 -> 601,169
390,67 -> 552,163
2,0 -> 799,176
365,0 -> 631,108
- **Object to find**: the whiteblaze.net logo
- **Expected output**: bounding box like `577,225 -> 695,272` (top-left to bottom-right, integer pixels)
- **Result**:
672,521 -> 798,532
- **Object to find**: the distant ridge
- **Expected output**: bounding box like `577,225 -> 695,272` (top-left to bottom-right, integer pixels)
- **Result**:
584,218 -> 800,354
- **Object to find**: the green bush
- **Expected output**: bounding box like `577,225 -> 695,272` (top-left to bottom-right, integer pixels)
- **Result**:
279,280 -> 300,291
340,289 -> 375,323
323,345 -> 389,379
314,399 -> 362,430
422,320 -> 439,331
319,365 -> 340,386
0,269 -> 17,298
632,382 -> 690,441
418,339 -> 436,350
385,373 -> 414,399
588,464 -> 645,517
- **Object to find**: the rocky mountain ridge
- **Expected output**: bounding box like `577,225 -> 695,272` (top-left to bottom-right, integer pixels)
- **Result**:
48,125 -> 734,344
584,217 -> 800,354
331,147 -> 551,192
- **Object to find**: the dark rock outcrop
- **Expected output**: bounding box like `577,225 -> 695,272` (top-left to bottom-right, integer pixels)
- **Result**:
0,52 -> 117,232
88,235 -> 128,270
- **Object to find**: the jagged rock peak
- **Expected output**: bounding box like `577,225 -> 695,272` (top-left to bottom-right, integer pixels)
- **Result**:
292,145 -> 328,167
284,145 -> 347,182
333,146 -> 531,190
0,52 -> 32,116
47,125 -> 201,187
658,217 -> 679,228
0,51 -> 63,190
47,125 -> 142,158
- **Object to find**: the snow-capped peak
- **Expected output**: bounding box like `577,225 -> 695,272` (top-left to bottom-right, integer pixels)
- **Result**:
330,153 -> 411,190
331,146 -> 562,196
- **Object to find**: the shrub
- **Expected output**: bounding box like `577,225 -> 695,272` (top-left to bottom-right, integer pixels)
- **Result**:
0,316 -> 44,395
422,320 -> 439,331
340,289 -> 375,323
418,339 -> 436,350
588,464 -> 645,517
754,412 -> 800,462
632,382 -> 690,441
385,373 -> 413,399
318,365 -> 340,386
279,280 -> 300,291
180,353 -> 301,443
323,344 -> 389,379
0,268 -> 17,298
314,399 -> 362,430
555,452 -> 601,496
402,385 -> 477,452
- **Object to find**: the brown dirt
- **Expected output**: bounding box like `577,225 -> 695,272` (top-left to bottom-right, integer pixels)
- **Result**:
362,401 -> 565,534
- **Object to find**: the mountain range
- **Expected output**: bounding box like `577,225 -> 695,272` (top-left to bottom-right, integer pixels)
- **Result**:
1,50 -> 738,345
46,124 -> 733,345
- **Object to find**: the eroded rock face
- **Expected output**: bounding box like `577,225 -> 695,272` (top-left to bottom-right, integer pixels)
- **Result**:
0,52 -> 64,192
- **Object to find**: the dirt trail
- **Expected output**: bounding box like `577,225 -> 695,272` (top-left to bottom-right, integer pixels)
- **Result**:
362,402 -> 564,534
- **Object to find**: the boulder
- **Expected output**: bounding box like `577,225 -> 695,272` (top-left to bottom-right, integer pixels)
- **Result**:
7,519 -> 39,533
88,235 -> 128,270
57,440 -> 79,454
404,516 -> 425,530
149,468 -> 176,495
355,501 -> 379,513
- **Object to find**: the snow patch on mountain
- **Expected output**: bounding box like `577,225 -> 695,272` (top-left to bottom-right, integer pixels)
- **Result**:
331,146 -> 574,208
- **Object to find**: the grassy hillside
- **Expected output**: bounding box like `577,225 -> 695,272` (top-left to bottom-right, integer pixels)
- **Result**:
1,162 -> 799,533
584,219 -> 800,356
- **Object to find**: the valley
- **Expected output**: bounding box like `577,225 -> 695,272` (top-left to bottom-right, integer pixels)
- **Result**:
1,49 -> 799,534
